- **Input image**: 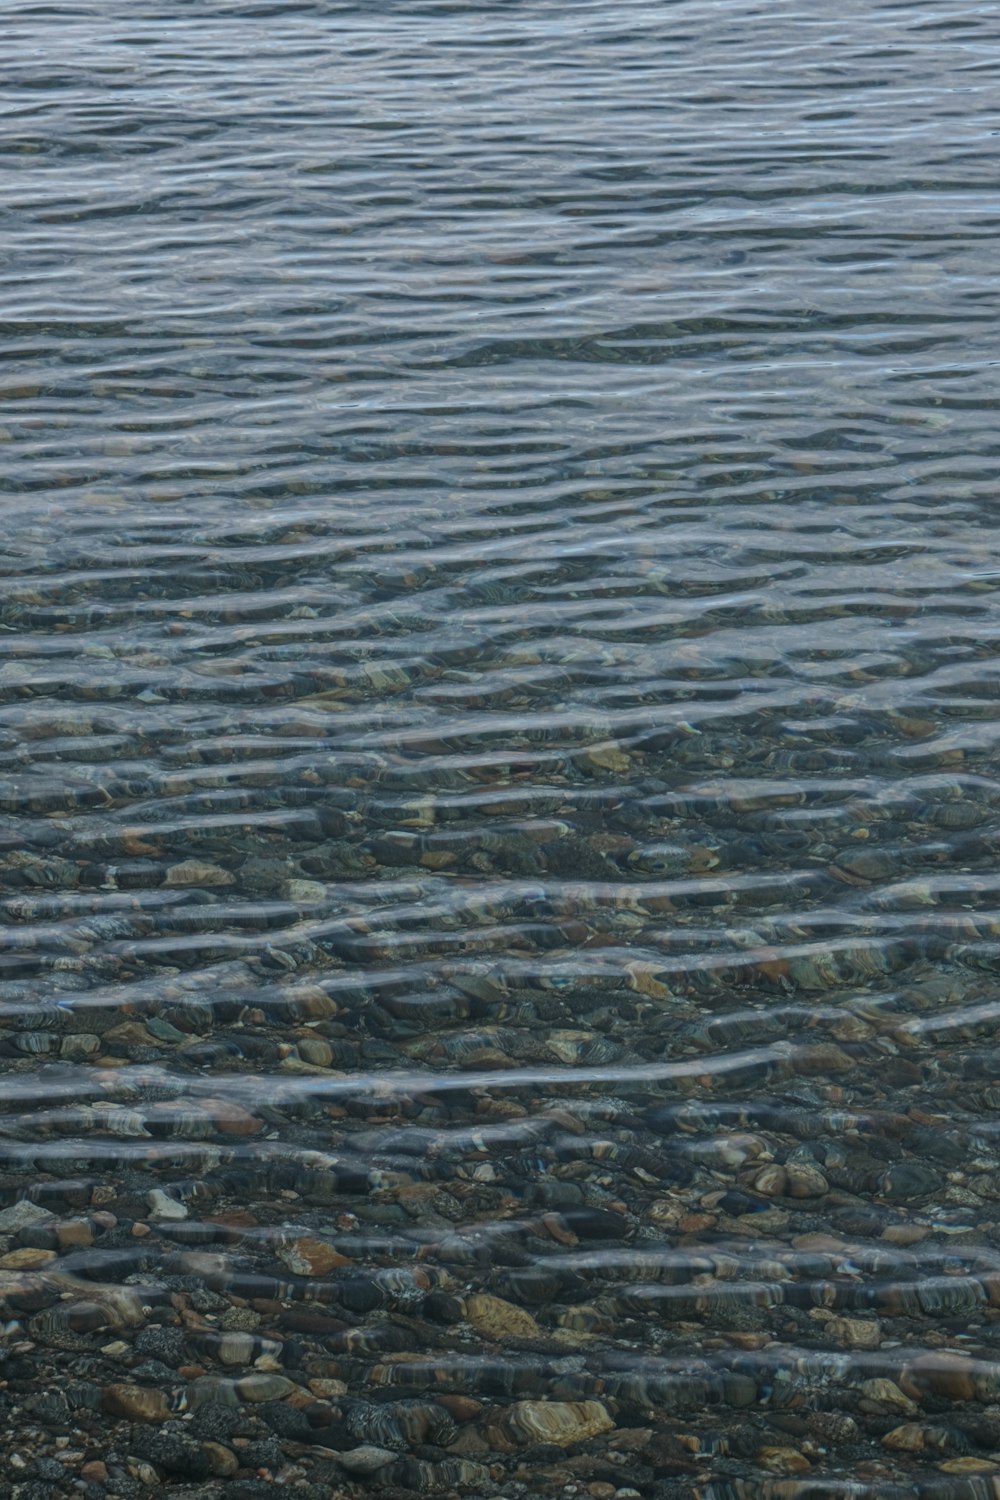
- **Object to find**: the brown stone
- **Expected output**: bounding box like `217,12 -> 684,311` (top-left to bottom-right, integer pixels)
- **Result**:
55,1219 -> 95,1250
235,1373 -> 297,1402
541,1212 -> 579,1245
438,1395 -> 483,1422
882,1425 -> 927,1452
609,1428 -> 653,1452
750,1165 -> 788,1198
757,1447 -> 811,1473
278,1236 -> 350,1277
165,859 -> 234,887
552,1327 -> 601,1347
648,1198 -> 685,1228
81,1462 -> 109,1483
285,1389 -> 316,1409
859,1379 -> 917,1414
785,1164 -> 829,1198
678,1212 -> 717,1233
727,1333 -> 770,1349
900,1353 -> 978,1403
791,1233 -> 846,1252
121,833 -> 162,856
102,1384 -> 173,1423
500,1400 -> 614,1448
447,1427 -> 491,1457
308,1378 -> 348,1398
465,1293 -> 542,1341
0,1248 -> 57,1270
201,1442 -> 240,1477
178,1307 -> 211,1330
881,1222 -> 931,1246
828,1316 -> 881,1350
584,744 -> 631,773
101,1021 -> 160,1052
198,1099 -> 262,1135
733,1209 -> 790,1236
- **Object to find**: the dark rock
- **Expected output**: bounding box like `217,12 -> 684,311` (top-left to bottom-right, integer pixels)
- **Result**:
31,1392 -> 70,1425
188,1404 -> 246,1441
129,1428 -> 213,1479
224,1483 -> 290,1500
306,1421 -> 354,1449
64,1382 -> 102,1412
559,1206 -> 629,1239
257,1400 -> 313,1440
188,1286 -> 227,1313
522,1443 -> 569,1463
236,1438 -> 287,1470
130,1360 -> 180,1384
877,1162 -> 942,1202
135,1326 -> 187,1365
32,1457 -> 66,1482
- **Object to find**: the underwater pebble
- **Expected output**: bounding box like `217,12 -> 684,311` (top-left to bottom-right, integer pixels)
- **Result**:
465,1293 -> 543,1341
102,1384 -> 174,1424
335,1445 -> 399,1474
0,1201 -> 54,1232
499,1401 -> 615,1447
147,1188 -> 188,1220
164,859 -> 235,887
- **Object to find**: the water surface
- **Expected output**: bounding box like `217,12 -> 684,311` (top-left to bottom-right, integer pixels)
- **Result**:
4,3 -> 1000,1497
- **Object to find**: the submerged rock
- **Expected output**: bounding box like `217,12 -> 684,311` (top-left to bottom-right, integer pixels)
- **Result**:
498,1400 -> 615,1447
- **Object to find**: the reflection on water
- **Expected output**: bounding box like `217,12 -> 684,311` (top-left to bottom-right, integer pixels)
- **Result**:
4,2 -> 1000,1496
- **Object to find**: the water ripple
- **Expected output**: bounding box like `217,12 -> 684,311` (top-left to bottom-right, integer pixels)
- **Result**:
4,0 -> 1000,1494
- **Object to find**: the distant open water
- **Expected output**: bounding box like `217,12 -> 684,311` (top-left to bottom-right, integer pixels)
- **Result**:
4,3 -> 1000,1497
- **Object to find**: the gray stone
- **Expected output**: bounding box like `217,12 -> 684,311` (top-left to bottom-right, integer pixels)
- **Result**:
147,1188 -> 188,1220
0,1201 -> 54,1232
135,1326 -> 187,1366
336,1445 -> 399,1475
32,1458 -> 65,1481
130,1428 -> 213,1478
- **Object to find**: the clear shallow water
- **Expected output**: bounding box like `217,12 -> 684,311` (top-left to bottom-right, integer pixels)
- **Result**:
4,3 -> 1000,1497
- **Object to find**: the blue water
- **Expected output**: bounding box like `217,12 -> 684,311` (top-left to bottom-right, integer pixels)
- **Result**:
4,4 -> 1000,1496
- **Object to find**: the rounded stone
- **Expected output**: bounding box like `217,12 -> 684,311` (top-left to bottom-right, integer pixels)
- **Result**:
235,1373 -> 298,1402
277,1235 -> 349,1277
501,1400 -> 614,1448
785,1163 -> 829,1198
465,1293 -> 542,1341
201,1441 -> 240,1476
336,1446 -> 398,1475
749,1165 -> 788,1198
102,1383 -> 173,1424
